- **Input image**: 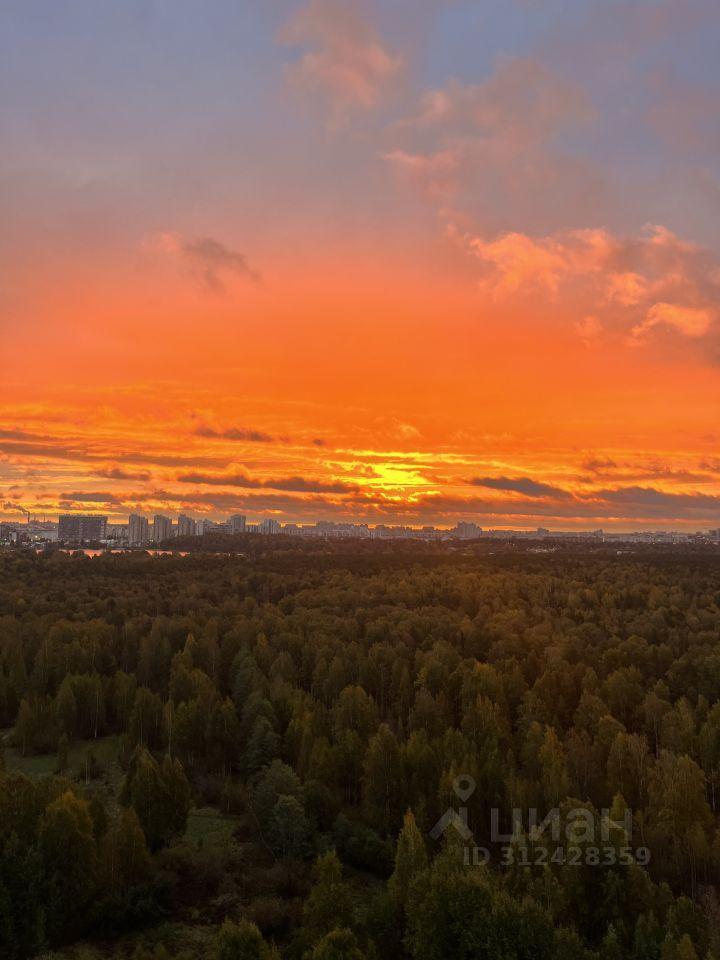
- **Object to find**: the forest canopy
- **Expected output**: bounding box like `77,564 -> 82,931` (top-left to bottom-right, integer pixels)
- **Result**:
0,541 -> 719,959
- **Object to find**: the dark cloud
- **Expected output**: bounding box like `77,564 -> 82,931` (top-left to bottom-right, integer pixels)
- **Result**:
582,457 -> 618,472
116,451 -> 230,468
176,471 -> 359,495
114,488 -> 367,515
58,491 -> 123,504
26,478 -> 720,527
0,440 -> 101,463
591,486 -> 720,513
194,425 -> 277,443
0,436 -> 229,469
271,476 -> 358,494
471,476 -> 571,499
578,459 -> 715,484
94,466 -> 152,482
157,233 -> 260,293
0,429 -> 56,442
408,485 -> 720,523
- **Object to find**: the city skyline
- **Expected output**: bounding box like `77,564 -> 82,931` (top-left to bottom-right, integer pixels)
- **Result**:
5,510 -> 719,547
2,2 -> 720,532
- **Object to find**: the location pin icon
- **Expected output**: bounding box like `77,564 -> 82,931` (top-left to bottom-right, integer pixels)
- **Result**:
453,774 -> 476,803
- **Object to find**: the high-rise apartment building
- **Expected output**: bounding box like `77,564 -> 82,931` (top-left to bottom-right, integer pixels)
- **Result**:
230,514 -> 247,534
128,514 -> 149,545
177,514 -> 196,536
259,518 -> 281,535
454,521 -> 483,539
58,515 -> 108,542
153,514 -> 173,542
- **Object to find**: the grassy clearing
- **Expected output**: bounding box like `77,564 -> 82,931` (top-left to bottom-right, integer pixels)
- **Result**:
36,921 -> 220,960
3,736 -> 238,848
184,807 -> 240,849
4,733 -> 123,781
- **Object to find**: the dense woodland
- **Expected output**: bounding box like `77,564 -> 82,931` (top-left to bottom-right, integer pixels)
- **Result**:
1,539 -> 720,959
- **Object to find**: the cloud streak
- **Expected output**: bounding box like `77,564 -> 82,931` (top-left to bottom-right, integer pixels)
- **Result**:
93,465 -> 152,482
0,437 -> 229,469
194,424 -> 278,443
176,471 -> 359,495
471,476 -> 571,499
13,476 -> 720,528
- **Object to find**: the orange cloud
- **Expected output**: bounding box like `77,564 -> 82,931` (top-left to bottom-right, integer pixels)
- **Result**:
382,149 -> 461,197
398,59 -> 592,147
384,58 -> 594,207
464,230 -> 583,296
605,272 -> 648,306
450,222 -> 720,350
281,0 -> 402,124
631,302 -> 714,341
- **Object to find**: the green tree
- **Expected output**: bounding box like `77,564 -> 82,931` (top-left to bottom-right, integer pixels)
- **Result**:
632,913 -> 663,960
161,754 -> 191,840
38,790 -> 97,941
332,686 -> 379,742
172,697 -> 206,766
14,695 -> 58,755
206,697 -> 241,776
648,751 -> 712,892
215,918 -> 278,960
312,928 -> 366,960
128,688 -> 165,751
100,807 -> 152,894
538,726 -> 571,808
406,862 -> 555,960
245,715 -> 281,775
362,724 -> 403,834
266,794 -> 312,859
251,759 -> 303,831
120,747 -> 189,850
55,678 -> 78,738
388,810 -> 428,909
303,850 -> 354,944
0,830 -> 46,959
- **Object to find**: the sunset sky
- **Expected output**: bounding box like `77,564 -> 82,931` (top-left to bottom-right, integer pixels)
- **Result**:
2,0 -> 720,531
